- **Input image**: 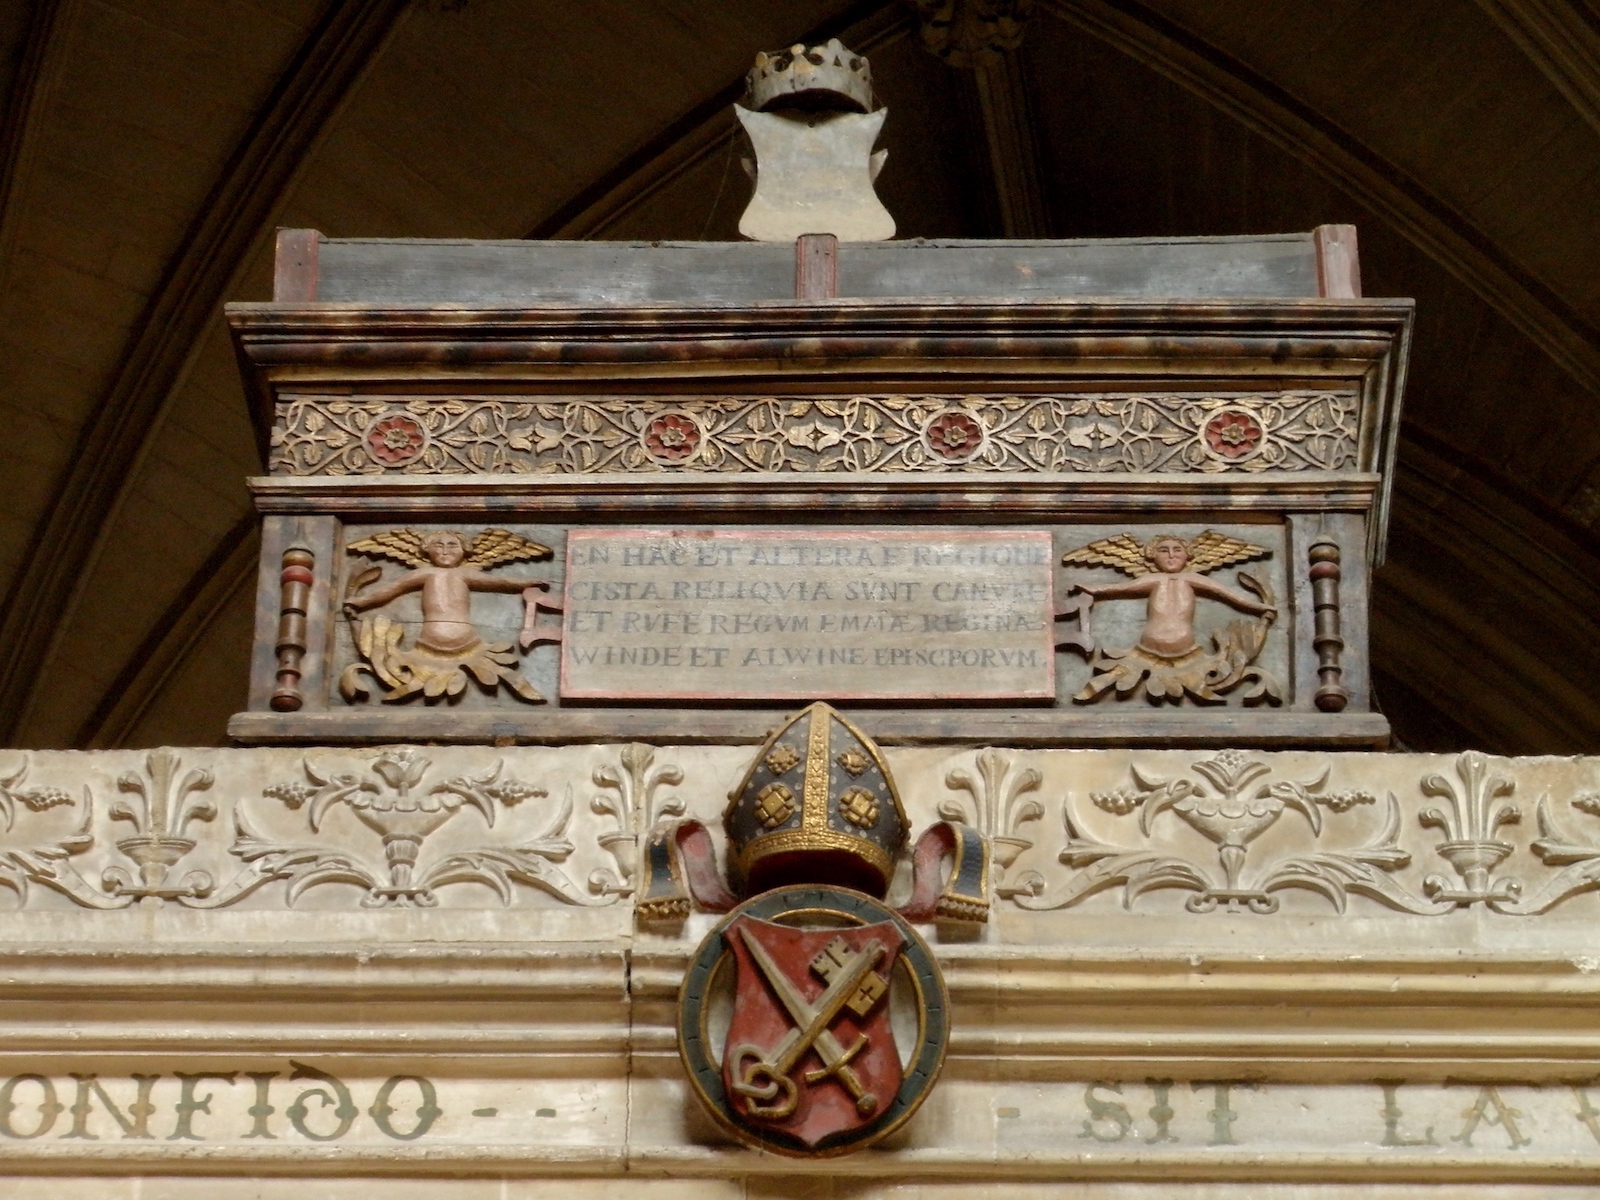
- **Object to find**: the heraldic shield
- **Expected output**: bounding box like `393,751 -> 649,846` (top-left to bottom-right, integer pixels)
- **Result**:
679,884 -> 949,1157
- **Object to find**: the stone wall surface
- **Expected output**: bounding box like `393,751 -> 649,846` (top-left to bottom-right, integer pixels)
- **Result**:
0,744 -> 1599,1195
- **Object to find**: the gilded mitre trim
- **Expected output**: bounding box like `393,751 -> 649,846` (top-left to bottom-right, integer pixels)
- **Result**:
724,703 -> 908,894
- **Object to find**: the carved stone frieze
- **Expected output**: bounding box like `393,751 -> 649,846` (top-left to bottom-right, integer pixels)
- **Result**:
938,748 -> 1042,898
0,746 -> 717,913
208,748 -> 582,909
103,747 -> 218,901
0,754 -> 99,907
1,747 -> 1599,922
269,392 -> 1360,476
1014,749 -> 1441,914
1505,787 -> 1599,914
1418,750 -> 1522,909
588,743 -> 686,899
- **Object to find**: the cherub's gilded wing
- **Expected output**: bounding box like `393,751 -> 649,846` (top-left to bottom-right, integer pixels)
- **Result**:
1187,529 -> 1271,575
466,528 -> 554,569
346,529 -> 426,568
1060,533 -> 1150,577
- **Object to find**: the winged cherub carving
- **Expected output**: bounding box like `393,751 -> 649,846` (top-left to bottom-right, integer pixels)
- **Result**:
339,528 -> 559,704
1059,531 -> 1281,705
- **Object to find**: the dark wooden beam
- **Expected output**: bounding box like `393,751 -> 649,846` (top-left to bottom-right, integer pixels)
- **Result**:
0,0 -> 414,745
1043,0 -> 1600,397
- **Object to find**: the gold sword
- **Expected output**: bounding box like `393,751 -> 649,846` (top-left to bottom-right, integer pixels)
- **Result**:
734,926 -> 884,1116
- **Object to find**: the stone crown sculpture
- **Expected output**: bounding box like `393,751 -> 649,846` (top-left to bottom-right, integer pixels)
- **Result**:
746,38 -> 875,113
736,39 -> 894,242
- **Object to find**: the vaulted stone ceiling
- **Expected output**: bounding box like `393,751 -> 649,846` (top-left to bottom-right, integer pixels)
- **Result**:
0,0 -> 1596,753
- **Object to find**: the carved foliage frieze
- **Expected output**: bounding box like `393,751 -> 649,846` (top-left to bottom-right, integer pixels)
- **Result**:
1012,749 -> 1439,914
0,746 -> 694,913
931,748 -> 1599,917
269,392 -> 1360,476
5,747 -> 1600,919
210,748 -> 580,909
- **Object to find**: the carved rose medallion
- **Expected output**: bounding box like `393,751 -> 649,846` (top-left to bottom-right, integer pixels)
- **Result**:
365,414 -> 428,467
678,884 -> 948,1156
923,409 -> 986,462
1202,409 -> 1264,461
642,412 -> 702,464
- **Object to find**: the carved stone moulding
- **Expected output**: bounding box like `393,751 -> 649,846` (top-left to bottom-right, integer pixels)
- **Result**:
1,745 -> 1599,925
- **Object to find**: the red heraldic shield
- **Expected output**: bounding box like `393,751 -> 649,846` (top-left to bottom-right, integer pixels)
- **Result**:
721,914 -> 906,1149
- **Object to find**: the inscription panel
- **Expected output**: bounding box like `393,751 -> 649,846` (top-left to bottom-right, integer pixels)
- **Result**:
560,529 -> 1054,701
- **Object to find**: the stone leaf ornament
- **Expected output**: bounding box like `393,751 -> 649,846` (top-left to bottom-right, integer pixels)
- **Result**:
0,748 -> 1595,920
938,748 -> 1043,898
588,743 -> 687,900
208,748 -> 583,908
1016,750 -> 1442,914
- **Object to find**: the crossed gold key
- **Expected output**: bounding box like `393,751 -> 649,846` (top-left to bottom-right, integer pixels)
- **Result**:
728,928 -> 889,1120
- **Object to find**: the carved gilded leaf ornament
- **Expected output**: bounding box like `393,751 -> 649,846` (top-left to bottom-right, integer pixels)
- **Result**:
271,392 -> 1360,476
340,527 -> 558,705
1059,531 -> 1281,706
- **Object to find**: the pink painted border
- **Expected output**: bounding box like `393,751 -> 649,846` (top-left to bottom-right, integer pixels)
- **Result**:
559,528 -> 1056,702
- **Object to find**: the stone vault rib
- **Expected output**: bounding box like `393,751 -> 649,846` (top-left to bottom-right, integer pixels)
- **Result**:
0,0 -> 415,745
1043,0 -> 1600,398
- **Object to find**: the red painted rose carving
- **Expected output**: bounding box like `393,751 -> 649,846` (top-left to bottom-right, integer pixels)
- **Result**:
925,410 -> 985,461
643,413 -> 701,463
366,414 -> 427,466
1202,409 -> 1264,460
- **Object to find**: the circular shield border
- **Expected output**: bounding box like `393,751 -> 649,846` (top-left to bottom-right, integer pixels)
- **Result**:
677,883 -> 949,1157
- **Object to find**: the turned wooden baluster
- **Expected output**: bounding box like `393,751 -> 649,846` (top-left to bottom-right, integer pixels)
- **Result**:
1308,538 -> 1349,712
271,548 -> 315,711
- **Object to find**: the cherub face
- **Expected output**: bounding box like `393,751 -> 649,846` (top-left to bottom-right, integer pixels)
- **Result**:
421,532 -> 465,567
1146,537 -> 1190,573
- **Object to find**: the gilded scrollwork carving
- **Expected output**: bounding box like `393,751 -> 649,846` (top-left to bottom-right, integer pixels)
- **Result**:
270,393 -> 1360,477
1016,751 -> 1441,915
937,748 -> 1042,898
588,743 -> 687,899
1058,532 -> 1281,706
340,528 -> 560,705
200,749 -> 586,909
